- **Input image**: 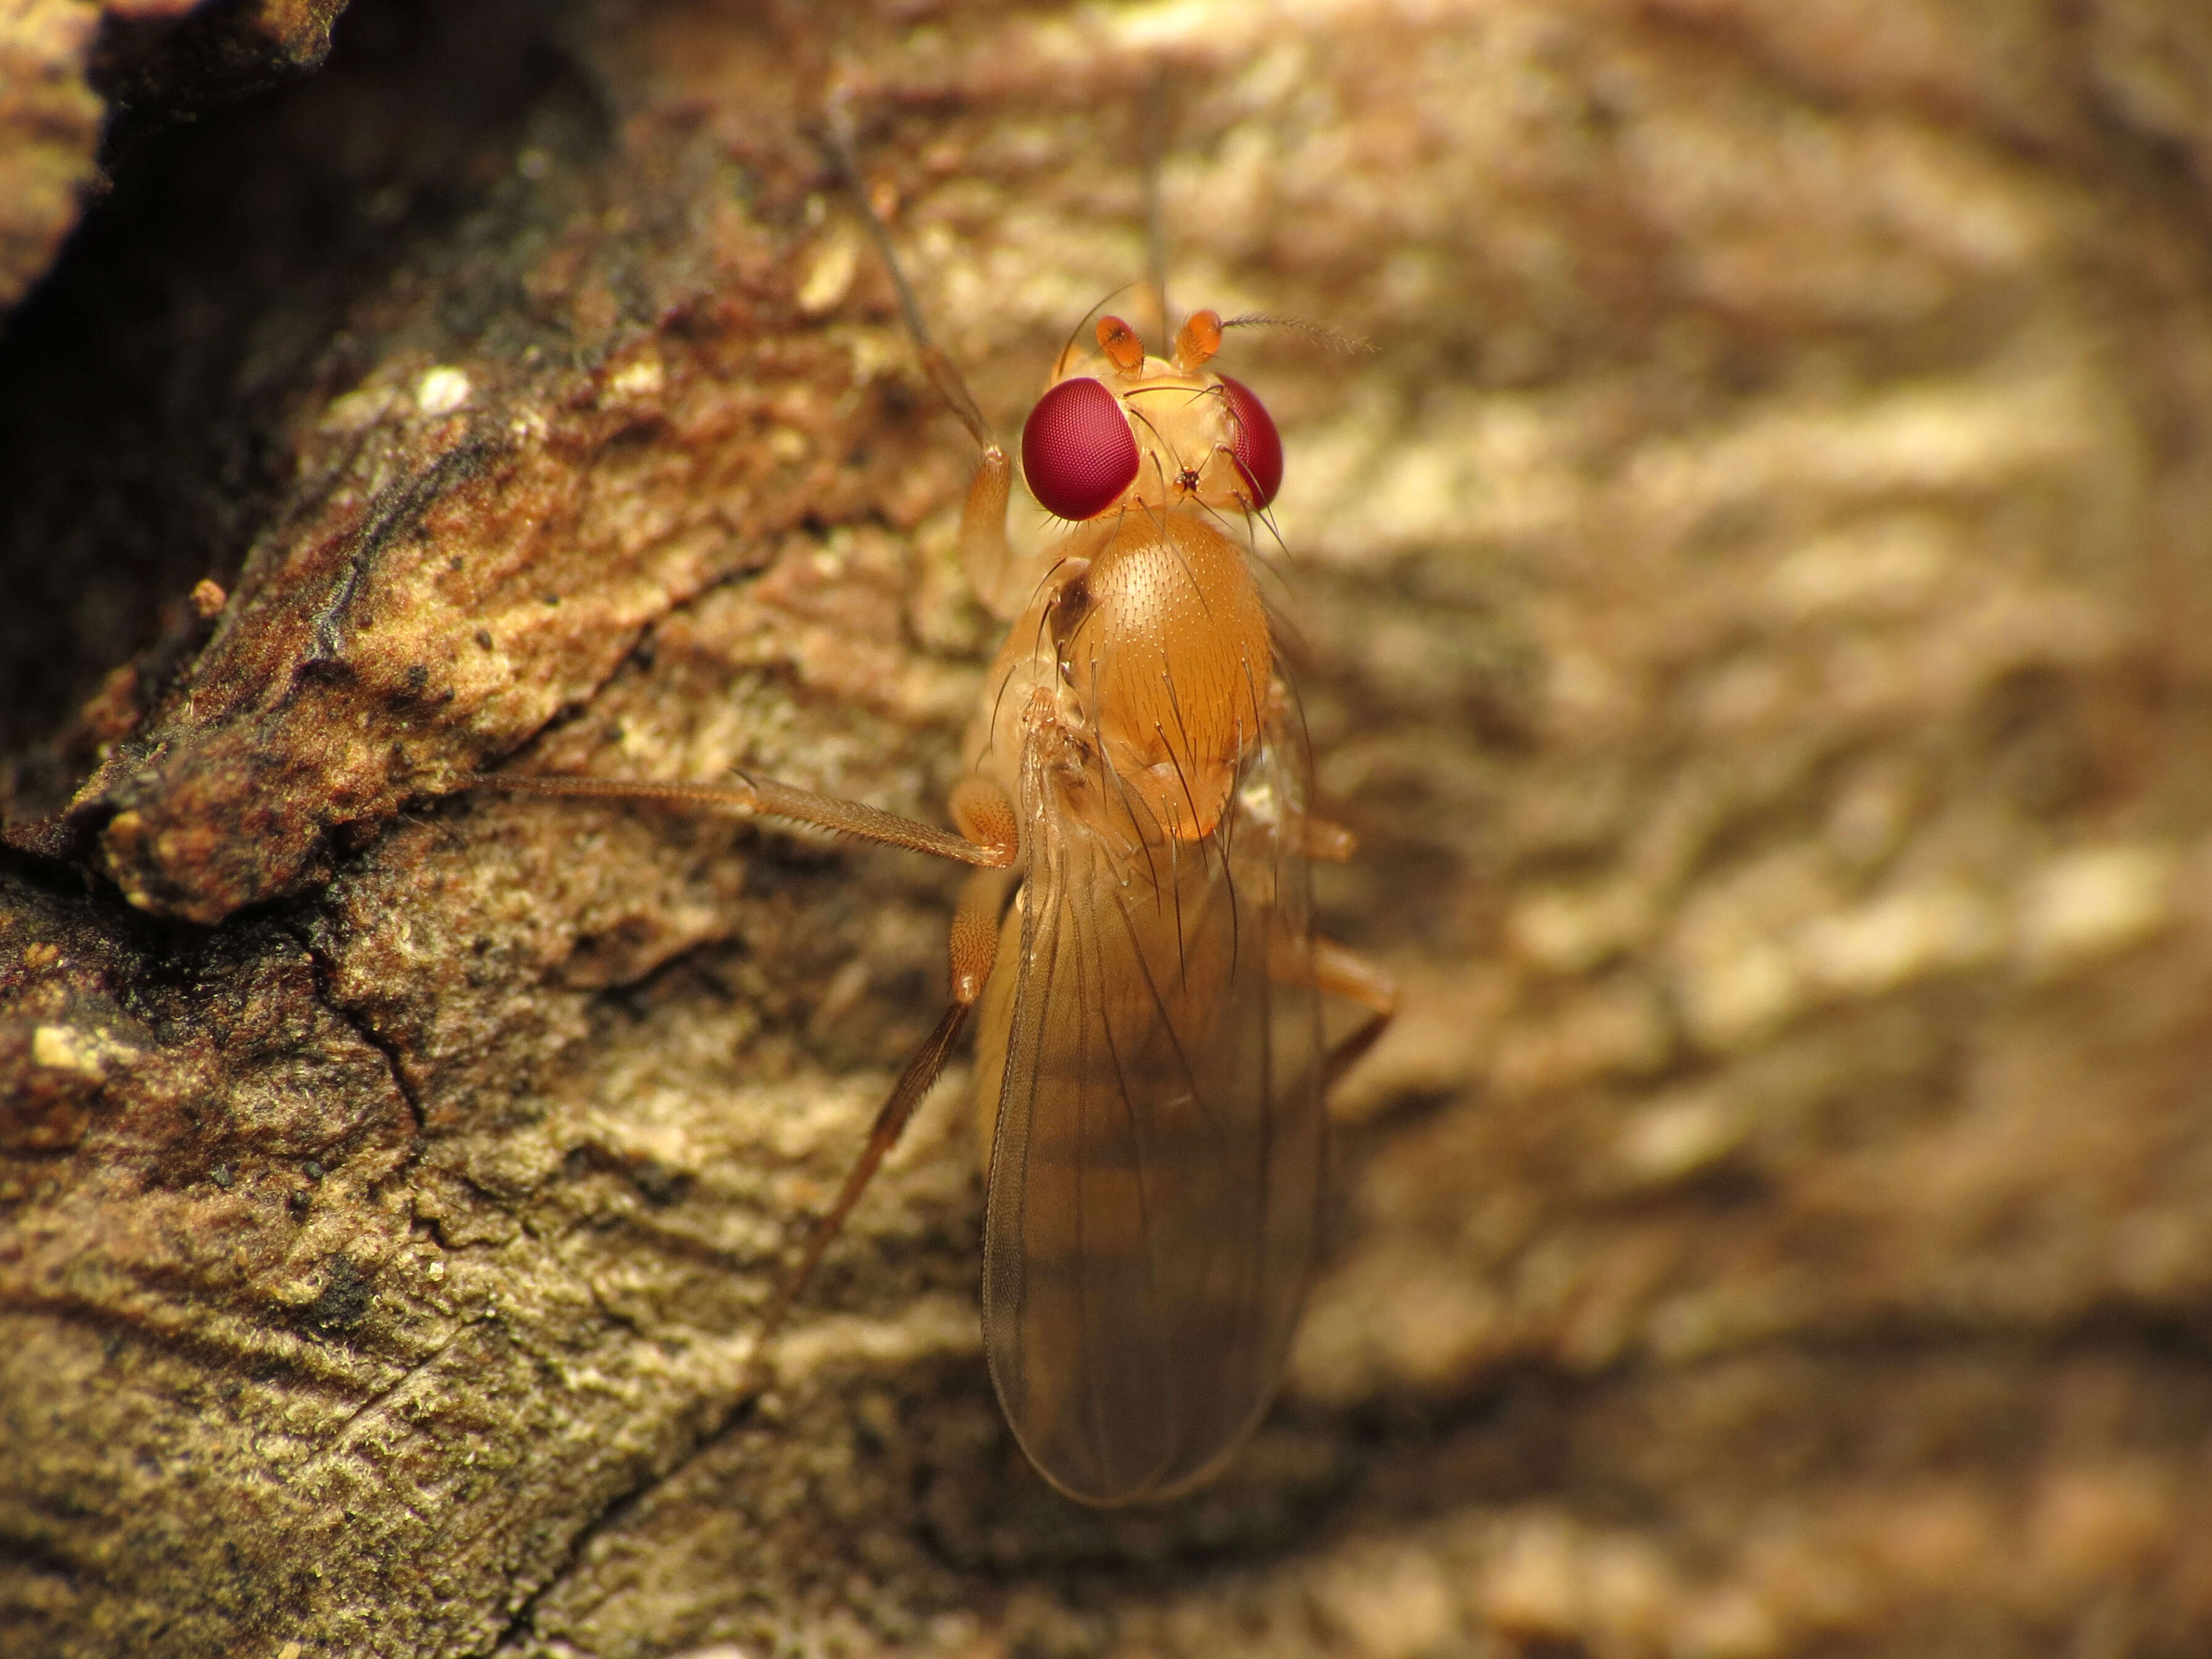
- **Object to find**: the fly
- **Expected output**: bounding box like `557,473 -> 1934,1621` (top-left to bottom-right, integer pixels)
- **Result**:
487,117 -> 1396,1505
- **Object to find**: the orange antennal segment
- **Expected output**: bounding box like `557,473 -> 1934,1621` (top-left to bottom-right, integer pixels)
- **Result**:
1174,308 -> 1221,372
1096,315 -> 1146,373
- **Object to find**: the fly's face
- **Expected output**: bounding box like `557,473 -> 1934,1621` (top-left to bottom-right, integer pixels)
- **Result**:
1019,310 -> 1284,524
1119,363 -> 1278,516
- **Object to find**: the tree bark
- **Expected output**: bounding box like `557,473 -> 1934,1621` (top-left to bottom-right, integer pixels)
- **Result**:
6,1 -> 2212,1655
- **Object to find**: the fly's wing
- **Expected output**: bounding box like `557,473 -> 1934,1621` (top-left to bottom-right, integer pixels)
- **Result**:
980,711 -> 1326,1505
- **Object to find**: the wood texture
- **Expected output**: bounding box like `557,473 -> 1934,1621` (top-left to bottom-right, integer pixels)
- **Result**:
5,1 -> 2212,1655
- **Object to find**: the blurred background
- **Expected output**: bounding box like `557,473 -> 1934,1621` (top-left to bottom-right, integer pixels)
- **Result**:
4,1 -> 2212,1655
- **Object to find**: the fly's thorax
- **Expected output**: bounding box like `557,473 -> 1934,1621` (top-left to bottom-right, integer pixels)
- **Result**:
1049,513 -> 1271,843
960,505 -> 1274,850
962,543 -> 1100,805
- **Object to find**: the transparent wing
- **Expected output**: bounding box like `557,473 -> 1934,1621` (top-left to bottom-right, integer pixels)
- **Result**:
980,707 -> 1326,1505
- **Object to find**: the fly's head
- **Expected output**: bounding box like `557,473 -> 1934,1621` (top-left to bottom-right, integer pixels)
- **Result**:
1018,310 -> 1281,524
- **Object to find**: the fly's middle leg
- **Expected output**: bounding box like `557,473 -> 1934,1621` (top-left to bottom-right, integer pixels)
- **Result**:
479,772 -> 1014,869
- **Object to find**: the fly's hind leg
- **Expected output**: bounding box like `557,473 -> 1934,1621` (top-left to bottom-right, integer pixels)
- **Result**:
482,768 -> 1023,1388
1306,937 -> 1398,1090
740,778 -> 1020,1383
1288,816 -> 1398,1083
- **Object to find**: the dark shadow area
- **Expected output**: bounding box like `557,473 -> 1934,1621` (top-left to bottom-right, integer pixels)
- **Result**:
0,0 -> 585,812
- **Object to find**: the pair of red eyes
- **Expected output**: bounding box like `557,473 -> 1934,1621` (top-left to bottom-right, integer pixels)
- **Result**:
1018,375 -> 1283,521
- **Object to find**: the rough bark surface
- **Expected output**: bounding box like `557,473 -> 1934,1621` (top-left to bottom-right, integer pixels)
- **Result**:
4,1 -> 2212,1656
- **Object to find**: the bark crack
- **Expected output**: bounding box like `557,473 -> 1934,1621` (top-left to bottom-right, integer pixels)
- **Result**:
288,924 -> 426,1138
486,1388 -> 765,1656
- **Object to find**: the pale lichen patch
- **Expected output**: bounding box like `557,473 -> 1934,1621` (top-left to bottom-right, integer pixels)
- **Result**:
414,365 -> 472,417
30,1023 -> 137,1081
2015,843 -> 2178,978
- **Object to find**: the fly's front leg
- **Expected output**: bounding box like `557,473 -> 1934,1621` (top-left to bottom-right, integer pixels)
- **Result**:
957,441 -> 1018,620
816,114 -> 1022,619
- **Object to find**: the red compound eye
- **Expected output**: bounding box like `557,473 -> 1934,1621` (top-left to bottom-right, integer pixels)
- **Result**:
1218,374 -> 1283,510
1021,377 -> 1140,521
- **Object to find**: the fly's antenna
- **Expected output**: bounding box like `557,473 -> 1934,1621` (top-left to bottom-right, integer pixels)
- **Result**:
1051,283 -> 1139,381
813,104 -> 997,452
1138,69 -> 1172,344
1219,312 -> 1377,355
